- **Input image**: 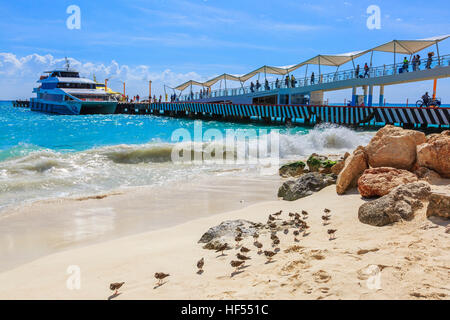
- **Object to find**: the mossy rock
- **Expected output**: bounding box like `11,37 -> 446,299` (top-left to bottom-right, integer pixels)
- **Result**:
307,155 -> 321,172
279,161 -> 306,177
321,160 -> 337,168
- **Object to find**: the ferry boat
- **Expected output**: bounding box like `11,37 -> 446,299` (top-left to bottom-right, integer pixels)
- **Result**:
30,59 -> 117,115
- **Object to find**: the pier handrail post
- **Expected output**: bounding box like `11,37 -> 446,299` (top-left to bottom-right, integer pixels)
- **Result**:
436,41 -> 441,65
393,41 -> 397,74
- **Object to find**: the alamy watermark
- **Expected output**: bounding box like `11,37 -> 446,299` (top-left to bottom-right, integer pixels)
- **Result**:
170,121 -> 280,174
366,5 -> 381,30
66,265 -> 81,290
66,5 -> 81,30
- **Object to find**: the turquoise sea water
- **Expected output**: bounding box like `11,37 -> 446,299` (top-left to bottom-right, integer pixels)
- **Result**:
0,101 -> 374,211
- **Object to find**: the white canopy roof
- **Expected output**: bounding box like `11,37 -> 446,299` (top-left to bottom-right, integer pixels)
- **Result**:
174,80 -> 205,91
370,35 -> 450,54
174,35 -> 449,90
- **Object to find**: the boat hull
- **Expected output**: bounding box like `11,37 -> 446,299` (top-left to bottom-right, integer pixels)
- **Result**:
30,99 -> 117,115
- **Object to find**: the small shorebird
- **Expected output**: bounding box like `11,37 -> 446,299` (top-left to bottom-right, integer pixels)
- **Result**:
154,273 -> 170,286
264,250 -> 277,262
230,260 -> 245,272
236,227 -> 243,233
197,258 -> 204,272
215,243 -> 230,255
322,215 -> 331,225
293,230 -> 300,241
272,238 -> 280,246
268,215 -> 275,222
328,229 -> 337,240
283,228 -> 289,235
235,235 -> 243,246
294,213 -> 301,220
301,210 -> 309,218
254,241 -> 263,253
302,223 -> 310,236
271,233 -> 279,241
109,282 -> 125,295
324,208 -> 331,214
240,246 -> 250,254
273,210 -> 282,218
288,212 -> 295,220
252,232 -> 259,240
236,253 -> 251,261
268,222 -> 277,229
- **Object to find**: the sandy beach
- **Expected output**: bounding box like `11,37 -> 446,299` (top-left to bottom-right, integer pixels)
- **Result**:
0,180 -> 448,300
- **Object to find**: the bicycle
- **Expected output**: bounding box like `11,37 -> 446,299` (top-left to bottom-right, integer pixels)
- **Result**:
416,98 -> 441,108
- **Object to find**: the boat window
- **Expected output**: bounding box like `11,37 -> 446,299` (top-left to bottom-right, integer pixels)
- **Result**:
57,82 -> 95,89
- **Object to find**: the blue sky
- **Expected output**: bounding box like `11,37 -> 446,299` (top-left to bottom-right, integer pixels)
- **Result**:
1,0 -> 449,102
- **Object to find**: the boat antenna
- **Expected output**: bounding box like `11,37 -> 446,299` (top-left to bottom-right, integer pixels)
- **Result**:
65,57 -> 70,71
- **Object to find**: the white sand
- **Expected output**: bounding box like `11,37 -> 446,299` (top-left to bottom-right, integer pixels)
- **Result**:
0,183 -> 448,300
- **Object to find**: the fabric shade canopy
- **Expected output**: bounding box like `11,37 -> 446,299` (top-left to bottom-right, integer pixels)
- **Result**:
174,35 -> 449,90
370,35 -> 450,54
174,80 -> 205,91
202,73 -> 242,87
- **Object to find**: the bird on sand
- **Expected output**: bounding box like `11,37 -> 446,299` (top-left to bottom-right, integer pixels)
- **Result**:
268,222 -> 277,229
268,215 -> 275,222
294,213 -> 301,220
302,223 -> 310,236
236,253 -> 251,261
272,238 -> 280,246
254,241 -> 263,253
324,208 -> 331,214
301,210 -> 309,218
252,232 -> 259,240
283,228 -> 289,235
273,210 -> 282,218
155,273 -> 170,286
235,236 -> 243,246
236,227 -> 243,233
240,246 -> 250,254
215,243 -> 230,255
293,230 -> 300,241
288,212 -> 295,220
328,229 -> 337,240
321,215 -> 331,225
271,233 -> 279,241
197,258 -> 204,272
264,250 -> 277,262
230,260 -> 245,272
109,282 -> 125,295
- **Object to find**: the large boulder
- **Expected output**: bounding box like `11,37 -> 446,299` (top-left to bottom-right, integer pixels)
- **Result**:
358,182 -> 431,226
365,125 -> 426,170
357,167 -> 418,198
198,220 -> 261,244
426,192 -> 450,219
416,131 -> 450,178
279,161 -> 306,177
336,146 -> 368,194
414,167 -> 441,183
278,172 -> 336,201
331,152 -> 350,175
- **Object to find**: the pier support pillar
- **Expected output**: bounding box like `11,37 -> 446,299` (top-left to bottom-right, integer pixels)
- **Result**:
379,85 -> 385,106
363,86 -> 368,106
351,87 -> 357,106
368,85 -> 374,107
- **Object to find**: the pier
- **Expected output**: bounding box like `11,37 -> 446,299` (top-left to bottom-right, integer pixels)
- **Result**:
13,100 -> 30,108
115,102 -> 450,130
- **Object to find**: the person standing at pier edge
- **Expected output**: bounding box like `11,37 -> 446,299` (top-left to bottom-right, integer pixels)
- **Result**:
310,72 -> 315,84
355,65 -> 360,78
403,57 -> 409,72
426,52 -> 434,69
364,63 -> 370,78
285,75 -> 290,88
412,55 -> 417,71
416,54 -> 421,70
291,74 -> 297,88
275,78 -> 279,89
136,94 -> 140,102
256,80 -> 261,91
250,82 -> 255,93
265,79 -> 270,90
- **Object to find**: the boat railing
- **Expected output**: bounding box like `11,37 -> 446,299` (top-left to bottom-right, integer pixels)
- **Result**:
180,54 -> 450,101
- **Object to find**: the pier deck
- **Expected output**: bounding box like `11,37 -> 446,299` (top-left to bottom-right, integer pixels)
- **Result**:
115,102 -> 450,130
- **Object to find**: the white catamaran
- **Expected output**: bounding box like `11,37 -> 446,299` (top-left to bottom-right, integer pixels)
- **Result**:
30,58 -> 117,115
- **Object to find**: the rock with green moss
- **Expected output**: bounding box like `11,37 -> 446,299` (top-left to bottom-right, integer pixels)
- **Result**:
279,161 -> 306,177
307,155 -> 322,172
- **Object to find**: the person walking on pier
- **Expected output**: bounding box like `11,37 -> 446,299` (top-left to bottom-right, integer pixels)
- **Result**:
275,78 -> 280,89
250,82 -> 255,93
355,65 -> 360,78
265,79 -> 270,91
364,63 -> 370,78
310,72 -> 315,85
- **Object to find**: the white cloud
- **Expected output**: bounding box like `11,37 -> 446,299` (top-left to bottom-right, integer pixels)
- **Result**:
0,53 -> 208,99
